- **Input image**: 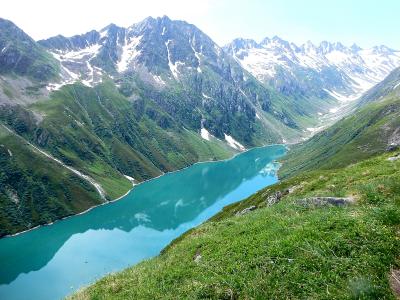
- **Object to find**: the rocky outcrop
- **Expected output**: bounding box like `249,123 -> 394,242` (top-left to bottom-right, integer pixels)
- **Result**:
235,205 -> 256,216
0,18 -> 59,81
388,153 -> 400,161
388,128 -> 400,149
297,197 -> 354,207
265,189 -> 289,206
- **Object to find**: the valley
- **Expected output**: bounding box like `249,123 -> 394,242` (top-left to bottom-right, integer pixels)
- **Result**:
0,145 -> 285,300
0,10 -> 400,300
70,66 -> 400,300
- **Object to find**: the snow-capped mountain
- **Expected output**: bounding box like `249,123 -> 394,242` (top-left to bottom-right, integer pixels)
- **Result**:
39,16 -> 239,90
224,37 -> 400,102
37,16 -> 301,145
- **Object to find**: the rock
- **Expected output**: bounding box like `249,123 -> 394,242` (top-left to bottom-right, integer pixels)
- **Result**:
390,269 -> 400,298
388,154 -> 400,161
194,254 -> 202,264
386,145 -> 399,152
266,189 -> 289,206
288,184 -> 304,194
297,197 -> 354,207
388,128 -> 400,150
235,205 -> 257,216
193,249 -> 202,264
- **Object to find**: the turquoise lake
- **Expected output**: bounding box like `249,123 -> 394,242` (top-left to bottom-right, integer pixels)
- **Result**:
0,145 -> 286,300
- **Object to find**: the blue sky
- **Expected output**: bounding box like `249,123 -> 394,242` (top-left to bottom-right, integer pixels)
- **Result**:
2,0 -> 399,48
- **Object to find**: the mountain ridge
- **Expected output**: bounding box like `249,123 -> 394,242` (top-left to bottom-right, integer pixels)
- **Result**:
0,16 -> 301,237
224,35 -> 400,102
0,15 -> 398,238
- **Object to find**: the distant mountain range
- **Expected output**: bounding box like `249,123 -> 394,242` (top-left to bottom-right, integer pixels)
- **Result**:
0,15 -> 399,236
0,16 -> 298,236
224,36 -> 400,101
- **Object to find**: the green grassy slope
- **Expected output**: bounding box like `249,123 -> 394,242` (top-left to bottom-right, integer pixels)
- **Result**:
0,80 -> 234,236
280,93 -> 400,178
69,74 -> 400,299
357,67 -> 400,107
0,18 -> 59,82
0,126 -> 103,237
70,150 -> 400,300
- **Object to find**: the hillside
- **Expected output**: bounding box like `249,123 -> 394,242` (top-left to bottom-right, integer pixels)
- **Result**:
69,69 -> 400,299
0,16 -> 304,237
0,18 -> 59,82
0,125 -> 105,237
0,79 -> 236,236
280,68 -> 400,178
70,148 -> 400,299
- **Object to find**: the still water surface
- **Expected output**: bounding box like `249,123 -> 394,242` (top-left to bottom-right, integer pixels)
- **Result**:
0,145 -> 286,300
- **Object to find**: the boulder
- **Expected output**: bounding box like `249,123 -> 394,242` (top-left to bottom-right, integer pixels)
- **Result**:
235,205 -> 257,216
297,197 -> 354,207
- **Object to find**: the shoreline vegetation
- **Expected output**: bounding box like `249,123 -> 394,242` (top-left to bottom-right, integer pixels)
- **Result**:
2,143 -> 286,239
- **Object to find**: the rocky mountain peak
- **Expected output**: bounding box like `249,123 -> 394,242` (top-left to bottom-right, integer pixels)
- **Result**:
0,18 -> 59,81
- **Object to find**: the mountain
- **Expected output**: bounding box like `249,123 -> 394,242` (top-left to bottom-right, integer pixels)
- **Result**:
224,37 -> 400,103
0,18 -> 59,82
69,70 -> 400,299
0,16 -> 307,236
38,16 -> 303,144
357,67 -> 400,107
280,67 -> 400,178
1,15 -> 397,238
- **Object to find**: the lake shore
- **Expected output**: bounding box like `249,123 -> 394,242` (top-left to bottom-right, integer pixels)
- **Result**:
2,143 -> 287,239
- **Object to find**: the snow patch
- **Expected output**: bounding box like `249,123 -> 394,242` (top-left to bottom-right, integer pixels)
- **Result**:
118,35 -> 142,72
48,44 -> 102,90
200,127 -> 212,141
394,82 -> 400,90
224,133 -> 246,151
329,107 -> 340,114
165,40 -> 184,79
307,126 -> 325,134
191,43 -> 202,73
52,44 -> 101,61
323,88 -> 362,102
152,74 -> 166,85
123,174 -> 136,186
99,29 -> 108,39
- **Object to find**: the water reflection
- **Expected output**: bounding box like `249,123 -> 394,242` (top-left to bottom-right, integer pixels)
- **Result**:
0,145 -> 285,300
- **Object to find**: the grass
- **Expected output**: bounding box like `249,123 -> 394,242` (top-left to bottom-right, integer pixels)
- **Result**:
280,95 -> 400,178
0,126 -> 102,237
0,81 -> 235,236
69,150 -> 400,299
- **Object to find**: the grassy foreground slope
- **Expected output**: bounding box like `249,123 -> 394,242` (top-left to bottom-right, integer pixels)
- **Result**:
70,151 -> 400,299
70,73 -> 400,299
